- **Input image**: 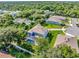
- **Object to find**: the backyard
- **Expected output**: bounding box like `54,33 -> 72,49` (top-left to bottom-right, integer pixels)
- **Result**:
44,24 -> 63,29
49,30 -> 65,48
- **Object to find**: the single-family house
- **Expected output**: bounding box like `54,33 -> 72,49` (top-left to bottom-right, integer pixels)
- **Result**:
44,10 -> 54,19
66,18 -> 79,37
0,10 -> 4,14
24,19 -> 31,25
10,12 -> 17,17
44,10 -> 54,15
13,18 -> 31,25
54,34 -> 67,47
66,27 -> 79,37
28,24 -> 48,38
10,11 -> 21,17
0,10 -> 10,14
54,34 -> 79,52
46,16 -> 66,24
13,18 -> 25,24
26,24 -> 48,45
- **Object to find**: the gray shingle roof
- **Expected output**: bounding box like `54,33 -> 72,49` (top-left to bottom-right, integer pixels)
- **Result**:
54,34 -> 79,52
47,16 -> 66,22
54,34 -> 66,47
66,26 -> 79,36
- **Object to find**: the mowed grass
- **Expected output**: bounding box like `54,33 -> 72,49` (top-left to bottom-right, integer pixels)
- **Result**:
44,24 -> 63,29
49,30 -> 64,48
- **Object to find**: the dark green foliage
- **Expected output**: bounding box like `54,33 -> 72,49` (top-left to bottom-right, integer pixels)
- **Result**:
18,41 -> 34,52
8,45 -> 31,58
32,44 -> 79,58
0,27 -> 26,45
0,1 -> 79,58
41,5 -> 51,10
0,14 -> 14,27
47,31 -> 53,43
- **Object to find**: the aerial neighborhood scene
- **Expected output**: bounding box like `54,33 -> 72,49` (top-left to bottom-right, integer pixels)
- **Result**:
0,1 -> 79,58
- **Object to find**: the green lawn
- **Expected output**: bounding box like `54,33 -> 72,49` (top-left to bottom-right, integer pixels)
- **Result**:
44,24 -> 63,29
49,30 -> 64,48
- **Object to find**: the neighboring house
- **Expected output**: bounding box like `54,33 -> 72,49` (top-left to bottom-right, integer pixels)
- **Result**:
54,34 -> 79,52
10,12 -> 17,17
13,18 -> 31,25
10,11 -> 21,17
66,26 -> 79,37
46,16 -> 66,24
28,24 -> 48,38
66,18 -> 79,37
26,24 -> 48,44
13,18 -> 25,24
0,10 -> 11,14
0,52 -> 14,58
44,10 -> 54,15
54,34 -> 67,47
24,19 -> 31,25
0,10 -> 4,14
